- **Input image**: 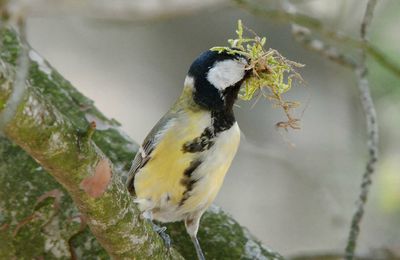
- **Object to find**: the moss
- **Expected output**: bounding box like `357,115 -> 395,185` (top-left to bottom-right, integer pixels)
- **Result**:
211,20 -> 304,130
0,137 -> 108,259
167,207 -> 283,260
92,128 -> 138,171
68,228 -> 109,259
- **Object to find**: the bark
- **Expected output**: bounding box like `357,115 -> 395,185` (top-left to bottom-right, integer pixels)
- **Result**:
0,27 -> 282,260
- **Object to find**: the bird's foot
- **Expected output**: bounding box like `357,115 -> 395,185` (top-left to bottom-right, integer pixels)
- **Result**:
152,223 -> 172,249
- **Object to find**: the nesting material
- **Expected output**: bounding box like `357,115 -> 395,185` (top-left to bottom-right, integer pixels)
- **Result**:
211,20 -> 304,130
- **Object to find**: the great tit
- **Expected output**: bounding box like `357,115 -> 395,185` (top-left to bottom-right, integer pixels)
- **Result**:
127,49 -> 249,260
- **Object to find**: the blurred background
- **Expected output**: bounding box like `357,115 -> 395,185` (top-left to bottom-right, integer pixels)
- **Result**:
21,0 -> 399,257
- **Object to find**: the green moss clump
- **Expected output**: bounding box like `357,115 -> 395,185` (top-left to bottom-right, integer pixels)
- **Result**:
211,20 -> 304,130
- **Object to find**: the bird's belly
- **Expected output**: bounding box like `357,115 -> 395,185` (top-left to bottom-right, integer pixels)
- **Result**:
178,124 -> 240,215
134,121 -> 240,223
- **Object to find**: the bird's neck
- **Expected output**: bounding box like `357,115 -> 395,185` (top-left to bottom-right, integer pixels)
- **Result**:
177,84 -> 239,134
210,83 -> 241,133
211,109 -> 236,133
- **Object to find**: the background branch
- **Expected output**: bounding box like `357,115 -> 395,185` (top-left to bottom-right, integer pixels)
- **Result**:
290,24 -> 357,69
6,0 -> 226,22
234,0 -> 400,78
345,0 -> 379,259
272,0 -> 381,258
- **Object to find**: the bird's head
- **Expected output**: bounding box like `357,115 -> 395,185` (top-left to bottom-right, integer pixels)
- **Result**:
184,50 -> 249,111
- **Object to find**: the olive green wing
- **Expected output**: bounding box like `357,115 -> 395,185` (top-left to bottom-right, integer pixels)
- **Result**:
126,111 -> 178,195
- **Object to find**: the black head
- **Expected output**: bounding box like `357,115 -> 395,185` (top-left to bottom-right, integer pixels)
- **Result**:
186,50 -> 249,111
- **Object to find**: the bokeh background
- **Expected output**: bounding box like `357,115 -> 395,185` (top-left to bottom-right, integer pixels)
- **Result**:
24,0 -> 399,257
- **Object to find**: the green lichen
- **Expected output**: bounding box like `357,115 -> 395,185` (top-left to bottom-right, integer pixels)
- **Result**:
92,128 -> 138,171
167,206 -> 283,260
0,137 -> 108,259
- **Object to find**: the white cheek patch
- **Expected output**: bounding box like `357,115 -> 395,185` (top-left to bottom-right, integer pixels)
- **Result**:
206,59 -> 246,90
184,76 -> 195,89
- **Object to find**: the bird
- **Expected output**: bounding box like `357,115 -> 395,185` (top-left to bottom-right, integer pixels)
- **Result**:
126,49 -> 249,260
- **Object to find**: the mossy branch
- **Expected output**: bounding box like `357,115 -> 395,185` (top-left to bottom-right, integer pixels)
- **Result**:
0,27 -> 183,260
0,27 -> 282,259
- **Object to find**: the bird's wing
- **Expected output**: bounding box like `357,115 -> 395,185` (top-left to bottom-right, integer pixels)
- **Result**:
126,112 -> 178,194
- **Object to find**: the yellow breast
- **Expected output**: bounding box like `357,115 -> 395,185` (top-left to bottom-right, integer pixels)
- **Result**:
134,108 -> 240,222
179,122 -> 240,214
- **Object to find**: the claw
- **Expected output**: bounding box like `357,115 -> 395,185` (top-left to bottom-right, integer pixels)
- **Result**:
151,222 -> 172,249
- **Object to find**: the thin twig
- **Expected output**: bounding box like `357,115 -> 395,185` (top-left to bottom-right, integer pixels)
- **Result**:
345,0 -> 379,259
277,0 -> 380,258
4,0 -> 225,23
234,0 -> 400,78
291,24 -> 357,69
280,0 -> 357,69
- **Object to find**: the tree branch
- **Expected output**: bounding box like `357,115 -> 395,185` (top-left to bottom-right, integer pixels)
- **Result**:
279,0 -> 357,69
4,0 -> 226,22
345,1 -> 379,259
234,0 -> 400,78
0,27 -> 183,260
0,27 -> 282,259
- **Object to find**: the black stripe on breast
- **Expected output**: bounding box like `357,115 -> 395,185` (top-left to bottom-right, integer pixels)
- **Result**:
179,159 -> 202,206
181,108 -> 236,154
211,109 -> 235,133
182,127 -> 214,153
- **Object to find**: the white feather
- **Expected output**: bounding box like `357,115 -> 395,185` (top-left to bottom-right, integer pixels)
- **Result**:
184,76 -> 195,88
207,58 -> 246,90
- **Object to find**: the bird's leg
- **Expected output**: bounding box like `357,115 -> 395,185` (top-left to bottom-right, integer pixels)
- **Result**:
142,211 -> 172,249
190,235 -> 205,260
151,222 -> 172,249
185,213 -> 205,260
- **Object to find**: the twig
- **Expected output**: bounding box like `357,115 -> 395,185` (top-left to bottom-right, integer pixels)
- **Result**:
5,0 -> 225,22
67,215 -> 87,260
280,0 -> 357,69
275,0 -> 380,258
345,0 -> 379,259
291,24 -> 357,69
234,0 -> 400,78
13,214 -> 38,237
